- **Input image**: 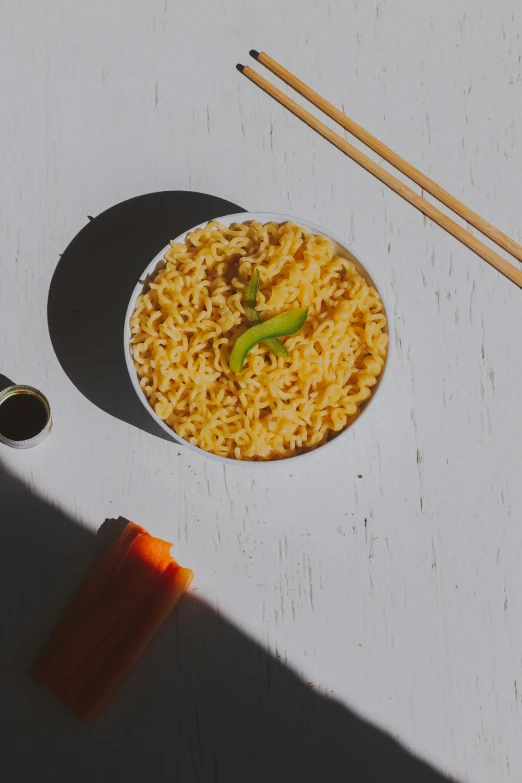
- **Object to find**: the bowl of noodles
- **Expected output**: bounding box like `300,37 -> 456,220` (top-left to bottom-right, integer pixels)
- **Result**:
124,212 -> 389,462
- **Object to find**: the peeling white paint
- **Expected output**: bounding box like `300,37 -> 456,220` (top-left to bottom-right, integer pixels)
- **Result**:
0,1 -> 521,781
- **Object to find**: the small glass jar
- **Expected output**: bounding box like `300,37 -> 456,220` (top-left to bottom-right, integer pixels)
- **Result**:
0,385 -> 52,449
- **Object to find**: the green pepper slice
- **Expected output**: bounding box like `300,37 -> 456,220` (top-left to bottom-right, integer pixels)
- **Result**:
244,269 -> 288,359
229,307 -> 308,373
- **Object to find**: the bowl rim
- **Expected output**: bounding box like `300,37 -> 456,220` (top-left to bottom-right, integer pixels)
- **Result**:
123,210 -> 391,465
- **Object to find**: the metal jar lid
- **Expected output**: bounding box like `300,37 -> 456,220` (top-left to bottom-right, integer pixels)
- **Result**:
0,385 -> 52,449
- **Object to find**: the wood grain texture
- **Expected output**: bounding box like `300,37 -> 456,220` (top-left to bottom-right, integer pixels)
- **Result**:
253,50 -> 522,264
241,63 -> 522,288
0,0 -> 521,781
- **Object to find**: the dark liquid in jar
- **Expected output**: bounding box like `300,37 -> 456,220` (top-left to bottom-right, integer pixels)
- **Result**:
0,392 -> 48,441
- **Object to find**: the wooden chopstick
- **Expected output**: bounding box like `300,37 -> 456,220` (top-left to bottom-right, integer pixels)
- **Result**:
251,50 -> 522,265
238,63 -> 522,289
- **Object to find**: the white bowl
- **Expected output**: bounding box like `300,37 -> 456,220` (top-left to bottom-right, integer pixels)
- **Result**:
124,211 -> 390,464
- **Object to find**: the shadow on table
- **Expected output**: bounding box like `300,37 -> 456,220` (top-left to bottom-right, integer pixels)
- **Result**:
47,191 -> 245,441
0,373 -> 15,392
0,458 -> 458,783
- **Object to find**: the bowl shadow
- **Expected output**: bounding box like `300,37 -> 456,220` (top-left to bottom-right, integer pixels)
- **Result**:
47,191 -> 246,440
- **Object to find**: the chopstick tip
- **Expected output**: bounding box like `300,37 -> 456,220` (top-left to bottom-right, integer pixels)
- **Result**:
236,63 -> 245,73
249,49 -> 260,60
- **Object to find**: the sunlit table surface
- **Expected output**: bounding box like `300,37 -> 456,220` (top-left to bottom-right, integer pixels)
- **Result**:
1,2 -> 521,781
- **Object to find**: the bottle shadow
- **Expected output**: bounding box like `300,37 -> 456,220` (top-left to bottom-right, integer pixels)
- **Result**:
47,191 -> 246,441
0,373 -> 15,392
0,458 -> 457,782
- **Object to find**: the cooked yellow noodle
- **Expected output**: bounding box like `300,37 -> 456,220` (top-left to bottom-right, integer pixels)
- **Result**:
130,220 -> 388,460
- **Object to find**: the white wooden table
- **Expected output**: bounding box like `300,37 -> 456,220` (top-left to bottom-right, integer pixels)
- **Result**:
1,2 -> 521,781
